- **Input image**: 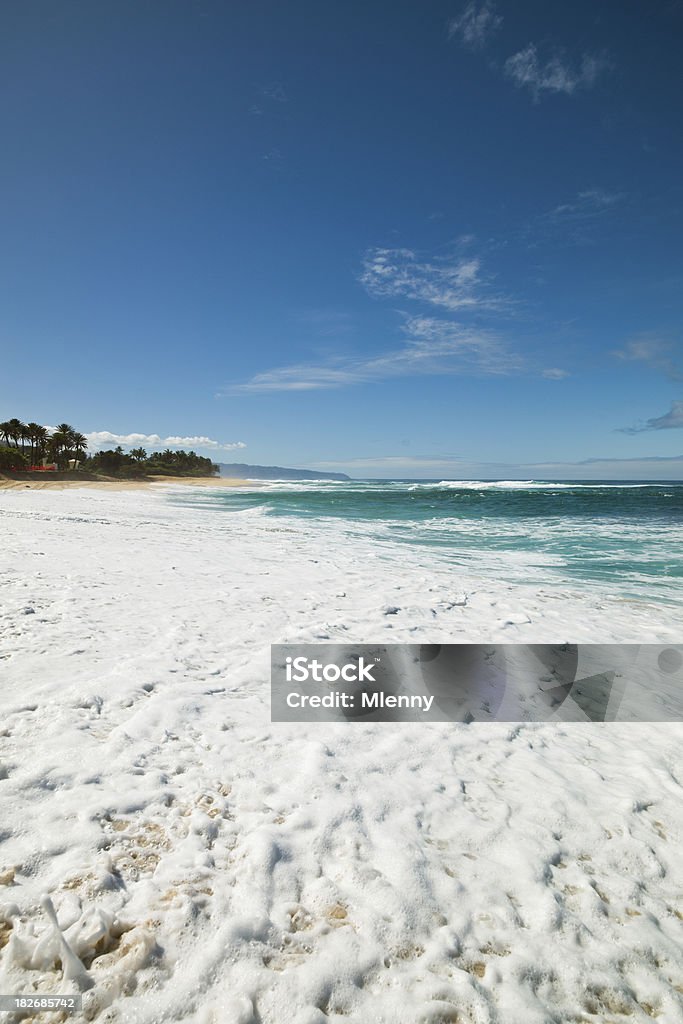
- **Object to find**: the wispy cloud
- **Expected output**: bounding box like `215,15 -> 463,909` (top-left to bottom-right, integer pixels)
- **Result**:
546,188 -> 625,223
446,7 -> 611,101
228,316 -> 518,394
397,315 -> 519,372
249,81 -> 288,115
229,366 -> 362,393
448,2 -> 502,49
619,401 -> 683,434
261,82 -> 287,103
504,45 -> 608,98
542,367 -> 570,379
86,431 -> 246,451
228,239 -> 580,394
578,454 -> 683,464
360,247 -> 509,313
522,187 -> 626,248
612,336 -> 682,381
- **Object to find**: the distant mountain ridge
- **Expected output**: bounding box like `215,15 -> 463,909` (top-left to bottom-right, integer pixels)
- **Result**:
219,462 -> 351,481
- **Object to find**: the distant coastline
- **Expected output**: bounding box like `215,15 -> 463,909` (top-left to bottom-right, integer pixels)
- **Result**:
219,462 -> 350,481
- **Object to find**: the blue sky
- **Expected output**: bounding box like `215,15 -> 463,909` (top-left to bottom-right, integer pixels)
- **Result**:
1,0 -> 682,478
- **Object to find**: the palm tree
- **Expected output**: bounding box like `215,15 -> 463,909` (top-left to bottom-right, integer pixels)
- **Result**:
6,418 -> 26,448
72,432 -> 88,458
0,421 -> 12,447
56,423 -> 76,453
26,423 -> 47,464
19,424 -> 32,455
48,431 -> 68,465
130,447 -> 147,462
25,423 -> 36,462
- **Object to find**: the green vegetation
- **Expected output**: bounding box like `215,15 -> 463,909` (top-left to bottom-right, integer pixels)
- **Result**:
0,445 -> 29,470
0,419 -> 86,467
0,418 -> 219,478
89,446 -> 218,478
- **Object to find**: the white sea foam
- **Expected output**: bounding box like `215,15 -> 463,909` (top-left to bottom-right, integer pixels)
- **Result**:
417,479 -> 671,490
0,487 -> 682,1023
243,478 -> 676,494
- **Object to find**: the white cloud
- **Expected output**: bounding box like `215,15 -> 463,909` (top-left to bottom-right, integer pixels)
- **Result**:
619,401 -> 683,434
359,248 -> 508,313
504,45 -> 607,98
228,316 -> 520,394
229,366 -> 363,392
448,2 -> 501,49
395,315 -> 520,373
542,368 -> 569,379
85,431 -> 246,452
228,239 -> 549,394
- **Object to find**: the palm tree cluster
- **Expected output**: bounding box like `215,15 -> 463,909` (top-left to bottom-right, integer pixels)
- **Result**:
1,416 -> 219,477
146,448 -> 217,474
90,445 -> 218,477
0,418 -> 88,468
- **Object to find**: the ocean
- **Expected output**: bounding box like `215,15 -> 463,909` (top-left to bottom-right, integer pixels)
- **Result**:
169,479 -> 683,607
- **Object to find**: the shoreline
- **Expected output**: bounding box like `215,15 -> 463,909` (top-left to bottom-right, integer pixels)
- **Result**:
0,474 -> 253,491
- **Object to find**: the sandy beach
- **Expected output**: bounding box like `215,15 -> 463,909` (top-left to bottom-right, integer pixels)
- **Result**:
0,475 -> 252,491
0,485 -> 682,1023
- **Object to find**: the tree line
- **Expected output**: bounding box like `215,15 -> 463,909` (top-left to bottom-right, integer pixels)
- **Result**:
1,419 -> 87,465
0,418 -> 219,477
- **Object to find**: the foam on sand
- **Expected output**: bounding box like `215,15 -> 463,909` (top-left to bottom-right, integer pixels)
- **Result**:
0,486 -> 682,1022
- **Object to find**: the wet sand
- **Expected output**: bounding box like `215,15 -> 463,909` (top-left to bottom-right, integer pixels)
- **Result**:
0,474 -> 253,491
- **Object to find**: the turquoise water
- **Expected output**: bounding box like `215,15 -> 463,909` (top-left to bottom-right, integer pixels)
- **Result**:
170,480 -> 683,604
